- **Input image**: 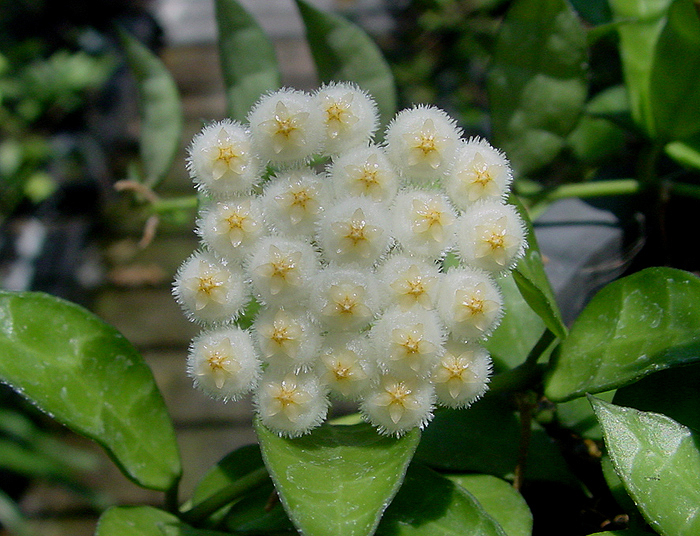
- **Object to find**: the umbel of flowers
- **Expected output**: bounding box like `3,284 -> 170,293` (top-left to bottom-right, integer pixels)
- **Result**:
173,83 -> 526,437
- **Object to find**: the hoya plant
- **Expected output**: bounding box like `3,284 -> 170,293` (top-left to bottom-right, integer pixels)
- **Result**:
1,1 -> 699,535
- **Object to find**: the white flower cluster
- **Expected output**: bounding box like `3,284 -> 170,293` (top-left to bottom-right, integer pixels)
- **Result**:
173,83 -> 526,437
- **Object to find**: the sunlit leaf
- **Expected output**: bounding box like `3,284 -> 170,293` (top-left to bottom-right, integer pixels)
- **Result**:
447,474 -> 533,536
96,505 -> 229,536
256,420 -> 419,536
591,397 -> 700,535
119,29 -> 183,188
545,268 -> 700,401
0,291 -> 181,491
608,0 -> 673,136
649,0 -> 700,141
376,463 -> 507,536
488,0 -> 588,174
215,0 -> 281,122
666,135 -> 700,170
294,0 -> 397,130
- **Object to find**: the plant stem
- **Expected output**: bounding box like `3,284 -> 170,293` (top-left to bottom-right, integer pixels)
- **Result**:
165,479 -> 180,515
180,467 -> 269,525
522,179 -> 642,203
150,195 -> 199,214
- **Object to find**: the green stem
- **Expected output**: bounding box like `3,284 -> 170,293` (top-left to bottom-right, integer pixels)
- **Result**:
522,179 -> 642,203
150,195 -> 199,214
180,467 -> 269,525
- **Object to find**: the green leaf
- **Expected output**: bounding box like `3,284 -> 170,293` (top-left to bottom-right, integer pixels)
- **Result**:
376,463 -> 508,536
447,474 -> 533,536
649,0 -> 700,141
545,267 -> 700,402
608,0 -> 673,136
485,273 -> 546,371
510,195 -> 567,340
118,29 -> 183,188
215,0 -> 281,122
256,420 -> 419,536
487,0 -> 588,174
0,291 -> 181,491
666,135 -> 700,170
294,0 -> 397,130
417,398 -> 574,485
591,397 -> 700,535
186,444 -> 293,532
614,361 -> 700,432
96,505 -> 230,536
555,389 -> 615,440
587,531 -> 656,536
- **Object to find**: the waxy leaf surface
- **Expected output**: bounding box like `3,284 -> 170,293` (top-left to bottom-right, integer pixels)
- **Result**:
256,421 -> 419,536
0,291 -> 181,491
96,506 -> 229,536
545,268 -> 700,401
591,398 -> 700,535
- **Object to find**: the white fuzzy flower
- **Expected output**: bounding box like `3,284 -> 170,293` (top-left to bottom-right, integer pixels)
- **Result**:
456,200 -> 526,273
384,105 -> 461,184
317,334 -> 372,400
188,327 -> 261,401
310,266 -> 383,332
197,197 -> 264,263
253,307 -> 321,372
370,307 -> 444,379
445,138 -> 513,209
173,250 -> 247,324
378,254 -> 441,311
247,236 -> 318,307
315,82 -> 378,154
327,145 -> 399,204
255,370 -> 329,438
187,119 -> 261,197
391,190 -> 457,258
317,198 -> 391,266
261,169 -> 327,238
432,339 -> 491,408
248,89 -> 323,165
436,267 -> 503,341
360,374 -> 435,436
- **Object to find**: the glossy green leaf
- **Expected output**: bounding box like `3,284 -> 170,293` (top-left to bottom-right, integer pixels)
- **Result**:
608,0 -> 673,136
376,463 -> 507,536
119,29 -> 183,188
545,267 -> 700,402
487,0 -> 588,174
666,135 -> 700,170
601,453 -> 640,521
614,361 -> 700,432
649,0 -> 700,141
485,273 -> 546,371
511,195 -> 567,339
96,505 -> 229,536
0,291 -> 181,491
256,420 -> 420,536
447,474 -> 533,536
215,0 -> 281,122
591,397 -> 700,535
294,0 -> 397,130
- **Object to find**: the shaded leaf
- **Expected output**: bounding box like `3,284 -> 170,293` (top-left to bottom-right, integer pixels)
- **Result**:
0,291 -> 181,491
447,474 -> 533,536
215,0 -> 281,122
591,397 -> 700,535
608,0 -> 673,136
545,268 -> 700,402
488,0 -> 588,174
666,135 -> 700,170
614,361 -> 700,432
376,463 -> 507,536
555,390 -> 615,441
294,0 -> 397,130
256,420 -> 419,536
649,0 -> 700,141
96,506 -> 230,536
119,29 -> 183,188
